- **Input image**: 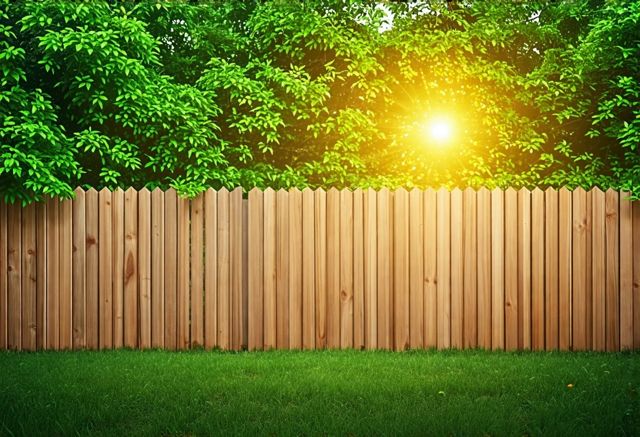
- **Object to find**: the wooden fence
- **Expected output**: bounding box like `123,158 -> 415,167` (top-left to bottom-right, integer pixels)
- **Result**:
0,187 -> 638,352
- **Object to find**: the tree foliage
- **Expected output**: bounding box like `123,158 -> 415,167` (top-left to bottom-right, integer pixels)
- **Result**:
1,0 -> 638,203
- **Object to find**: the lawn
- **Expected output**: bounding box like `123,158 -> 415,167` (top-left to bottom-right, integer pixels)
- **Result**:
0,349 -> 638,436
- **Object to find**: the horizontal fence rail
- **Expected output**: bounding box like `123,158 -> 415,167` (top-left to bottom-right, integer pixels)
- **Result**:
0,187 -> 639,351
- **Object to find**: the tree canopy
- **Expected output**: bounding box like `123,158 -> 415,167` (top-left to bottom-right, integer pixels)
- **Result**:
1,0 -> 639,203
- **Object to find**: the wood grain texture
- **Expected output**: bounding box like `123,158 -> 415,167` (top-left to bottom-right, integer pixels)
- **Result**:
315,189 -> 328,349
491,189 -> 504,350
450,189 -> 463,349
216,189 -> 230,350
437,189 -> 450,349
7,203 -> 21,350
353,189 -> 364,350
138,189 -> 151,349
463,189 -> 477,349
98,190 -> 112,349
21,203 -> 36,350
189,194 -> 204,348
288,189 -> 302,349
163,189 -> 178,350
230,188 -> 244,351
59,198 -> 73,350
326,189 -> 340,349
477,188 -> 491,350
424,189 -> 438,348
572,188 -> 588,350
84,191 -> 98,349
409,189 -> 424,349
364,189 -> 377,349
204,189 -> 217,349
633,201 -> 640,349
393,189 -> 409,351
518,189 -> 531,350
545,188 -> 559,350
531,189 -> 545,351
248,189 -> 263,350
177,195 -> 190,349
504,188 -> 518,350
377,189 -> 393,349
124,189 -> 138,349
35,202 -> 46,349
72,189 -> 86,349
0,202 -> 6,349
303,188 -> 316,349
605,189 -> 619,351
276,190 -> 290,349
263,188 -> 277,349
619,191 -> 633,350
339,189 -> 353,349
111,189 -> 124,349
151,189 -> 164,348
591,189 -> 606,351
558,188 -> 572,350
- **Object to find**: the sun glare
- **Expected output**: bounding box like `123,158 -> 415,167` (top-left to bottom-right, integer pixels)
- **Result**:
420,116 -> 455,145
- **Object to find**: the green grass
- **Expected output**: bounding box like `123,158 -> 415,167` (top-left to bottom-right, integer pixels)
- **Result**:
0,349 -> 638,436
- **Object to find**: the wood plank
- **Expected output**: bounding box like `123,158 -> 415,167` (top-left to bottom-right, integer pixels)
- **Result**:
288,189 -> 303,349
242,199 -> 249,349
605,189 -> 619,351
409,189 -> 424,349
138,189 -> 151,349
424,189 -> 438,348
59,198 -> 73,349
216,189 -> 230,350
98,190 -> 112,349
620,191 -> 633,349
437,188 -> 450,349
189,193 -> 204,348
505,188 -> 518,351
394,189 -> 409,350
0,202 -> 6,349
7,203 -> 21,350
531,188 -> 545,350
353,189 -> 364,350
303,188 -> 316,349
315,189 -> 328,349
151,189 -> 164,348
477,188 -> 491,349
558,188 -> 572,350
572,188 -> 588,350
450,189 -> 463,349
545,188 -> 559,350
177,195 -> 190,349
85,191 -> 98,349
633,201 -> 640,350
124,188 -> 138,348
204,189 -> 217,349
326,188 -> 340,349
164,189 -> 178,350
377,189 -> 393,349
340,189 -> 353,349
591,188 -> 606,351
111,189 -> 124,349
275,190 -> 290,349
585,191 -> 593,349
248,189 -> 264,350
230,188 -> 244,351
263,188 -> 277,349
35,201 -> 46,349
491,189 -> 504,350
364,189 -> 377,349
46,198 -> 59,349
72,189 -> 86,349
518,189 -> 531,350
21,203 -> 36,350
463,189 -> 477,349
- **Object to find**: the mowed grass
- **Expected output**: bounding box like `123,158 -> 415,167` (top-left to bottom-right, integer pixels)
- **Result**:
0,349 -> 638,436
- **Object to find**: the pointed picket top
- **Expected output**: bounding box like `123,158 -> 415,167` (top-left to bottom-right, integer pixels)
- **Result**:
151,187 -> 163,196
231,186 -> 243,196
437,186 -> 448,195
505,187 -> 517,196
248,187 -> 262,196
99,187 -> 112,195
518,186 -> 531,196
463,187 -> 476,195
352,188 -> 363,195
409,187 -> 422,196
276,188 -> 288,196
477,186 -> 490,196
451,187 -> 463,195
113,187 -> 125,196
164,187 -> 177,197
139,187 -> 150,197
74,186 -> 85,196
366,187 -> 377,196
301,187 -> 314,195
218,186 -> 230,195
85,187 -> 98,196
315,187 -> 326,195
393,187 -> 408,199
543,186 -> 556,195
573,186 -> 586,196
491,186 -> 503,195
379,187 -> 390,195
604,187 -> 618,196
288,186 -> 302,195
531,187 -> 543,196
425,187 -> 437,196
124,186 -> 137,196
